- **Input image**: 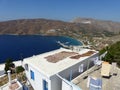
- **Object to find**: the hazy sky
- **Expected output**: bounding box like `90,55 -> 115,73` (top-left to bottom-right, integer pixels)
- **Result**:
0,0 -> 120,21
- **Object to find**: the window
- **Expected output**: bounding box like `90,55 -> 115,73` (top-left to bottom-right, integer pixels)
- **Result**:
79,64 -> 84,73
25,64 -> 28,71
43,80 -> 48,90
94,57 -> 99,64
30,70 -> 35,80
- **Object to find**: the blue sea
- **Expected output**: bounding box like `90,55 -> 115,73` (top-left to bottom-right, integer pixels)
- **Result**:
0,35 -> 82,64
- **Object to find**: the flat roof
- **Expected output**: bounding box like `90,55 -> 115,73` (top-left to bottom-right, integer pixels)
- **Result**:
72,65 -> 120,90
23,48 -> 98,78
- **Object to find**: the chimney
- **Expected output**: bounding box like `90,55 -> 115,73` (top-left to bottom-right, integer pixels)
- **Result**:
7,70 -> 11,85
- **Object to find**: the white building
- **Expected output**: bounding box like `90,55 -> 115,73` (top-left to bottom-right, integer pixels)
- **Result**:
23,48 -> 99,90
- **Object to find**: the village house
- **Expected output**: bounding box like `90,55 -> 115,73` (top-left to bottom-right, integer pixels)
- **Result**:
23,48 -> 99,90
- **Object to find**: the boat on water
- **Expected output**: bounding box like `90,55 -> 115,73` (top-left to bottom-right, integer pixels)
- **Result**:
57,41 -> 70,49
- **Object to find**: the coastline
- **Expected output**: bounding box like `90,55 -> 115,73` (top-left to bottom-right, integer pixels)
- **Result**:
0,60 -> 22,76
0,35 -> 82,63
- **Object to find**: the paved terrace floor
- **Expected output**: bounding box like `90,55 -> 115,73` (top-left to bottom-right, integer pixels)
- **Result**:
72,65 -> 120,90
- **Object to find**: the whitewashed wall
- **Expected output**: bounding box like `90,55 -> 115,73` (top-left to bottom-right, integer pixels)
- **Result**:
59,53 -> 99,81
50,75 -> 62,90
24,64 -> 51,90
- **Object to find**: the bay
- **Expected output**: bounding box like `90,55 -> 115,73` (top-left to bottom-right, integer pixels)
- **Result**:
0,35 -> 82,64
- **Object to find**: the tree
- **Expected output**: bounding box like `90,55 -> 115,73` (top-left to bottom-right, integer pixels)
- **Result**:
4,59 -> 15,74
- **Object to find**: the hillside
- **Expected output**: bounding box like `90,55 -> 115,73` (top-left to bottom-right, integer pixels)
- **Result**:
72,17 -> 120,34
0,18 -> 119,37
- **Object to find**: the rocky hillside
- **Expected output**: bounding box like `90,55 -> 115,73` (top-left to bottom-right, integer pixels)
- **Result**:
72,17 -> 120,34
0,18 -> 119,37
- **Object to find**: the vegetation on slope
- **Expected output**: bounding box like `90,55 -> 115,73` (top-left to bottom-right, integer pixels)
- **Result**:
101,41 -> 120,66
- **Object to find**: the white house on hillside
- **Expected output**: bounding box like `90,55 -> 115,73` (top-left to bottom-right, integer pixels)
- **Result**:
23,48 -> 99,90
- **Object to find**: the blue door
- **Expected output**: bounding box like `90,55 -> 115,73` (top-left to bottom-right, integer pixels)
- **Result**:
43,80 -> 48,90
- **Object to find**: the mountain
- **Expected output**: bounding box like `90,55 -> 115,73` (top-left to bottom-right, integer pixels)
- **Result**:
0,18 -> 119,37
72,17 -> 120,34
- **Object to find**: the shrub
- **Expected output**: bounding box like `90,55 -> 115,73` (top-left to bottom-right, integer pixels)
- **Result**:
16,66 -> 25,74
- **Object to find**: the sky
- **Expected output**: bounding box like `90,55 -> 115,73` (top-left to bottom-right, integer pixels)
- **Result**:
0,0 -> 120,22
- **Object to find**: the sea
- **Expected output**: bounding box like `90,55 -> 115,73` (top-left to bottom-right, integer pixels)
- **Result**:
0,35 -> 82,64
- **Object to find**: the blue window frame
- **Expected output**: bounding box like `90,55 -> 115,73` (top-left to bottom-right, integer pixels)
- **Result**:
43,80 -> 48,90
30,70 -> 35,80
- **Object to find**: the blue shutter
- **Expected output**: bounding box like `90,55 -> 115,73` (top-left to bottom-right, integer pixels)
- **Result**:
43,80 -> 48,90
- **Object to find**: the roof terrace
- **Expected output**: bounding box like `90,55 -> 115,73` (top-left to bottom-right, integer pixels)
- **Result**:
71,65 -> 120,90
45,51 -> 78,63
45,50 -> 95,63
23,48 -> 98,77
70,51 -> 95,59
0,79 -> 23,90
